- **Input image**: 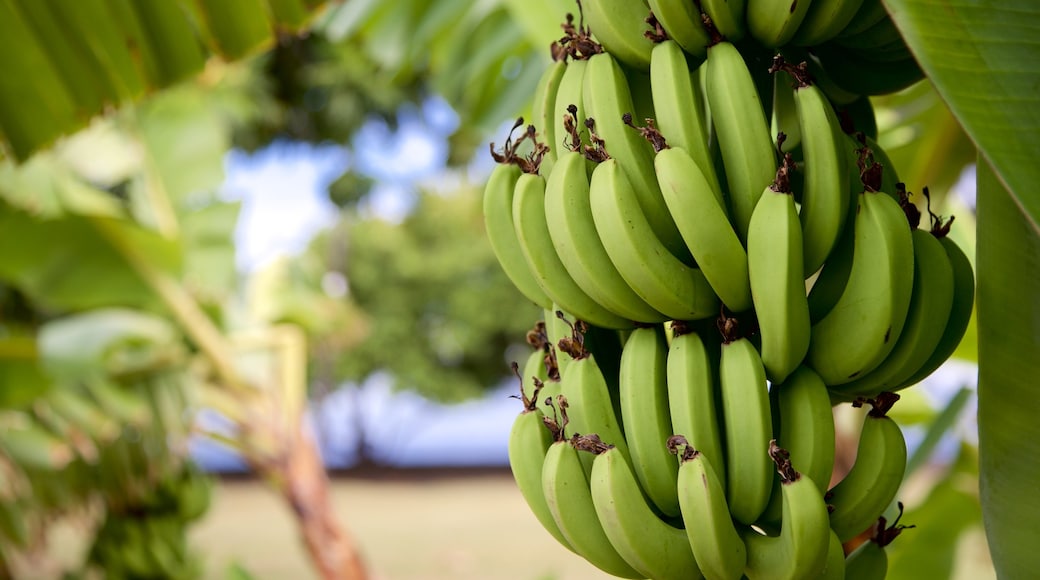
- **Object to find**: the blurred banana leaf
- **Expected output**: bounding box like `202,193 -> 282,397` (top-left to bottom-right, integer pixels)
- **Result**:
0,0 -> 332,161
0,211 -> 180,312
38,309 -> 183,380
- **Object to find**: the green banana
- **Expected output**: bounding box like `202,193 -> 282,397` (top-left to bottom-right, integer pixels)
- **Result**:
586,440 -> 703,580
718,319 -> 774,525
836,226 -> 955,398
670,436 -> 747,580
649,39 -> 720,195
791,0 -> 867,47
589,156 -> 720,321
582,0 -> 654,69
806,184 -> 914,386
651,135 -> 752,313
771,72 -> 801,153
741,442 -> 831,580
814,42 -> 925,96
844,506 -> 913,580
834,95 -> 879,142
619,325 -> 681,518
582,51 -> 689,261
833,12 -> 903,51
827,394 -> 907,542
806,136 -> 898,323
545,148 -> 667,323
507,355 -> 573,552
703,39 -> 777,244
761,365 -> 836,526
532,57 -> 567,172
899,227 -> 975,389
700,0 -> 746,41
556,318 -> 633,476
800,50 -> 861,106
747,156 -> 811,384
747,0 -> 815,48
837,0 -> 889,37
647,0 -> 711,61
513,168 -> 634,329
552,58 -> 589,166
541,436 -> 643,578
484,126 -> 554,310
666,322 -> 726,490
546,306 -> 572,379
783,58 -> 852,277
820,528 -> 847,580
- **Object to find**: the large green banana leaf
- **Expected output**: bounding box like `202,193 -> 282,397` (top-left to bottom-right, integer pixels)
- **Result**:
0,0 -> 329,161
883,1 -> 1040,576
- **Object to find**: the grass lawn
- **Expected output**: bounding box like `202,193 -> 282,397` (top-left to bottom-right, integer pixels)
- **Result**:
191,469 -> 614,579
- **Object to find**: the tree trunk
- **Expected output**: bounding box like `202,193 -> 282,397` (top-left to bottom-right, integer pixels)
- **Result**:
276,427 -> 368,580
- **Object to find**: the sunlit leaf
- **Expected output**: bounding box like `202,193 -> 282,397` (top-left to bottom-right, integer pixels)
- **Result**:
885,0 -> 1040,232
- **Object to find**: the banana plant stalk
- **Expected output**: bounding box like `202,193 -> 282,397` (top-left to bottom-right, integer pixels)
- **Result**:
90,217 -> 368,580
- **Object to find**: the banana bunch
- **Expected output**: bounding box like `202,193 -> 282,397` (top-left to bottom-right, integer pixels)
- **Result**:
509,315 -> 917,579
493,4 -> 970,578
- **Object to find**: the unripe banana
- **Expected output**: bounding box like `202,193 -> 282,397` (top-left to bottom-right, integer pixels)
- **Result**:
483,136 -> 553,310
583,51 -> 689,261
649,39 -> 720,194
844,507 -> 913,580
552,59 -> 589,165
513,168 -> 634,329
820,528 -> 847,580
700,0 -> 747,41
647,0 -> 711,61
589,156 -> 720,321
771,72 -> 801,153
541,437 -> 643,578
507,353 -> 573,552
747,0 -> 814,48
899,229 -> 975,389
619,325 -> 681,518
546,147 -> 667,323
718,319 -> 774,525
555,318 -> 633,477
836,0 -> 888,37
833,13 -> 903,51
827,394 -> 907,542
792,0 -> 867,47
747,157 -> 811,384
532,58 -> 567,171
741,442 -> 831,580
582,0 -> 655,69
836,226 -> 955,398
806,185 -> 914,386
586,440 -> 703,580
844,535 -> 889,580
670,436 -> 747,580
703,39 -> 776,244
761,365 -> 836,526
650,134 -> 752,313
814,42 -> 925,96
777,58 -> 852,277
667,322 -> 726,489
